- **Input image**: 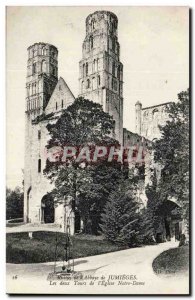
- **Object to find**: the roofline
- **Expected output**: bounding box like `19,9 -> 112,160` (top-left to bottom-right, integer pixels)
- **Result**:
27,43 -> 58,51
142,101 -> 173,111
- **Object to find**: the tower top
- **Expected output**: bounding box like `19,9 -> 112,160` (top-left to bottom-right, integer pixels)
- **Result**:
27,42 -> 58,52
86,10 -> 118,23
85,10 -> 118,37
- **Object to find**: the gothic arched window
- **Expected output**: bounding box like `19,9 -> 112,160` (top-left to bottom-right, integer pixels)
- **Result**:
86,79 -> 90,89
112,61 -> 115,76
152,108 -> 159,119
89,36 -> 93,50
38,159 -> 41,173
32,63 -> 36,75
42,47 -> 47,56
56,102 -> 58,110
83,64 -> 85,77
92,77 -> 96,90
98,75 -> 101,86
41,60 -> 47,73
93,59 -> 96,72
86,62 -> 88,76
61,99 -> 64,108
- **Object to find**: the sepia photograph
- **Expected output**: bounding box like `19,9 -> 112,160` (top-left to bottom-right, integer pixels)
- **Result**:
6,6 -> 190,295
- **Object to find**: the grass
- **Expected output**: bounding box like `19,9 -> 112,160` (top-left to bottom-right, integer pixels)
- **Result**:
152,245 -> 189,276
6,231 -> 128,264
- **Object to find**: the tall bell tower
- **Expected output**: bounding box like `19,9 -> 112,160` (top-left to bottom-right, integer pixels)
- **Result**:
24,43 -> 58,223
26,42 -> 58,117
79,11 -> 123,144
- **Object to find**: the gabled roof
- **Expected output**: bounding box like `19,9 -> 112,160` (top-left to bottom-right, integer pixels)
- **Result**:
45,77 -> 75,115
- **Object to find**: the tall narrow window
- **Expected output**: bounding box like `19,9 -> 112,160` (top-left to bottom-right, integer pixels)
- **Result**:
83,64 -> 85,77
86,62 -> 88,76
61,99 -> 64,108
38,159 -> 41,173
89,36 -> 93,49
32,63 -> 36,75
112,61 -> 115,76
38,130 -> 41,140
41,60 -> 47,73
98,75 -> 101,86
93,59 -> 96,72
87,79 -> 90,89
56,102 -> 58,110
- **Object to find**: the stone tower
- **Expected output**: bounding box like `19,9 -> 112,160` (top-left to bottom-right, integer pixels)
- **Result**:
26,43 -> 58,116
79,11 -> 123,144
135,101 -> 142,135
24,43 -> 59,223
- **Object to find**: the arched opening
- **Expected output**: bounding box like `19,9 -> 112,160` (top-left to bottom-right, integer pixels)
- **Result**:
112,61 -> 115,76
86,62 -> 88,76
83,64 -> 85,77
98,75 -> 101,86
86,79 -> 90,89
155,200 -> 182,242
41,194 -> 55,223
41,60 -> 47,73
89,36 -> 93,49
32,63 -> 36,75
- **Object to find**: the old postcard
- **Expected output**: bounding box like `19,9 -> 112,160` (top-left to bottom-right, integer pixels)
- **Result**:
6,6 -> 190,295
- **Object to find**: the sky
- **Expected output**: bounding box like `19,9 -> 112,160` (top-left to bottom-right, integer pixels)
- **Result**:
6,6 -> 189,189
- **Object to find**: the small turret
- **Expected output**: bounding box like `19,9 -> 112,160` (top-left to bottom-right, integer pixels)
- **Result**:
135,101 -> 142,135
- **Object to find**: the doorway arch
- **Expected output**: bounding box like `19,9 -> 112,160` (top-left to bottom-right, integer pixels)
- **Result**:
41,194 -> 55,223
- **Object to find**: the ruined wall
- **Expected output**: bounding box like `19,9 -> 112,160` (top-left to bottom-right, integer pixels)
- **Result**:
135,101 -> 171,141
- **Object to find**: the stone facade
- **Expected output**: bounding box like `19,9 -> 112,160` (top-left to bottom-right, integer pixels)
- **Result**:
24,42 -> 75,233
23,11 -> 183,240
78,11 -> 123,144
135,101 -> 172,141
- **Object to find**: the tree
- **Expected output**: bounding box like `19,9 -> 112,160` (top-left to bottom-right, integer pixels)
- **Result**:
154,89 -> 189,225
6,187 -> 24,220
141,169 -> 162,243
100,179 -> 141,246
44,97 -> 122,234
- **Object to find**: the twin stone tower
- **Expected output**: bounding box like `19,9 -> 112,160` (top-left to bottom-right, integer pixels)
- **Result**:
24,11 -> 132,233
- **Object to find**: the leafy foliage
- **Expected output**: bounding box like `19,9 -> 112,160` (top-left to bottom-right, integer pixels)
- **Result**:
154,89 -> 189,224
6,187 -> 24,220
44,97 -> 122,234
100,179 -> 141,246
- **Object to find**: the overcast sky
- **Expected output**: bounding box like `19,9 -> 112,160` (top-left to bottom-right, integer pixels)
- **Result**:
6,6 -> 189,188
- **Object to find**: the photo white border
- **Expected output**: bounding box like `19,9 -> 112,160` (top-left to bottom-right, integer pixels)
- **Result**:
1,0 -> 193,299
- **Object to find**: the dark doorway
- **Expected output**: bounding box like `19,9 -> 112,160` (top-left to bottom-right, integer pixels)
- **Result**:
74,210 -> 81,233
164,218 -> 171,241
41,194 -> 54,223
175,222 -> 180,241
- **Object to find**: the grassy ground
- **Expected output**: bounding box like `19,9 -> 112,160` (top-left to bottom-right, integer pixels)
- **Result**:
152,245 -> 189,276
6,231 -> 128,264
